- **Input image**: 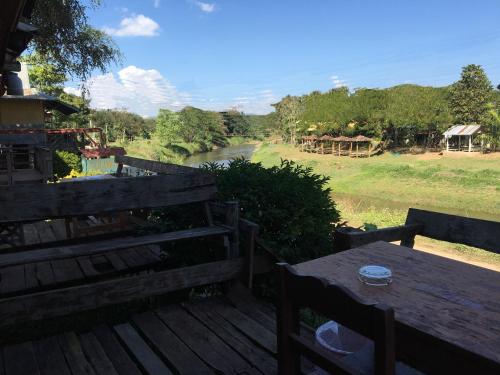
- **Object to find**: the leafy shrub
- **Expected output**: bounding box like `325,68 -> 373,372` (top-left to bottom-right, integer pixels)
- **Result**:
53,150 -> 82,178
203,158 -> 340,264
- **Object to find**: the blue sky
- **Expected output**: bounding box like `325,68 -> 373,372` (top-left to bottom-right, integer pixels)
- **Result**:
70,0 -> 500,116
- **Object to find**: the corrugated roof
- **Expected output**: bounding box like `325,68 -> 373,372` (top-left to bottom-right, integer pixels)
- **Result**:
443,125 -> 481,137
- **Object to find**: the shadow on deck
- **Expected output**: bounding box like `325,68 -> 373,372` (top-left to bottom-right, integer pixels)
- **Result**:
1,291 -> 281,375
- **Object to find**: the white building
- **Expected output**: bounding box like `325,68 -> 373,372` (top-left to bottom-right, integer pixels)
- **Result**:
443,124 -> 482,152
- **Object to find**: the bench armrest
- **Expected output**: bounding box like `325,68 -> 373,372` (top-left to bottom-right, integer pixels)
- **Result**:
334,223 -> 424,251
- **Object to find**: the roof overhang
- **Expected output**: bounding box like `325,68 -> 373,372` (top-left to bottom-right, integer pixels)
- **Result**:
0,94 -> 79,115
443,125 -> 481,138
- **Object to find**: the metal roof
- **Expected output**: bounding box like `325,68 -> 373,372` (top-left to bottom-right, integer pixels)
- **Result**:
443,125 -> 481,138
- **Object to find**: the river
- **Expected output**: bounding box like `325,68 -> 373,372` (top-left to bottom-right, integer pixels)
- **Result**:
183,143 -> 497,221
183,143 -> 257,168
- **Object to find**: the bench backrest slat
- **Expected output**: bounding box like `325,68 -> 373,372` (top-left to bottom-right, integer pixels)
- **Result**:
115,155 -> 204,175
405,208 -> 500,253
0,174 -> 216,223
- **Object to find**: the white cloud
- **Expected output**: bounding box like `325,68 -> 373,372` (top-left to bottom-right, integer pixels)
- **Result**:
63,86 -> 82,97
87,66 -> 190,117
194,1 -> 216,13
153,0 -> 160,8
103,14 -> 160,37
330,75 -> 347,88
230,89 -> 277,114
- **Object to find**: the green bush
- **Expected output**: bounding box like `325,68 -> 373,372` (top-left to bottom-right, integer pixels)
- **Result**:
53,150 -> 82,178
203,158 -> 340,264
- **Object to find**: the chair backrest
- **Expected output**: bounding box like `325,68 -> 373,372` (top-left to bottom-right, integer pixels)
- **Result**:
0,172 -> 217,224
276,263 -> 395,375
406,208 -> 500,253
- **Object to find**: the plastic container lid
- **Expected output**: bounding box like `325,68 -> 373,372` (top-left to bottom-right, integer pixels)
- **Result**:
358,265 -> 392,286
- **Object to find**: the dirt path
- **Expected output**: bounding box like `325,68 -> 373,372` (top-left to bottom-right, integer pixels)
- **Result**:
413,237 -> 500,272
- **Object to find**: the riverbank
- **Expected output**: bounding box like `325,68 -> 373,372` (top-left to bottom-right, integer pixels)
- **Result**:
111,136 -> 259,165
252,143 -> 500,269
252,143 -> 500,216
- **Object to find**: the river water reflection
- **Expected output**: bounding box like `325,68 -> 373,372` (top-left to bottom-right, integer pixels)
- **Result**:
183,143 -> 257,168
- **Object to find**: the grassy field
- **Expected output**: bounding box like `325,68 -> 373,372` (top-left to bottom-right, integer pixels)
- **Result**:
252,143 -> 500,269
252,143 -> 500,217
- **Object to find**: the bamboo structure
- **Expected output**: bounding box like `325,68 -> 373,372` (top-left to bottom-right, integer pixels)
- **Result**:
298,135 -> 374,157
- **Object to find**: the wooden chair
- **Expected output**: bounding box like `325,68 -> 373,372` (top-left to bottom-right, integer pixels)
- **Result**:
276,262 -> 396,375
334,208 -> 499,253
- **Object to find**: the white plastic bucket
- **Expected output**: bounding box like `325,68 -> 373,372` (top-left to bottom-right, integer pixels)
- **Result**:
315,320 -> 368,355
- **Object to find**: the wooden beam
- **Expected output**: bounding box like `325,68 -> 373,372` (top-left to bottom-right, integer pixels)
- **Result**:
334,224 -> 423,251
0,174 -> 217,223
406,208 -> 500,253
0,226 -> 232,267
115,155 -> 209,176
0,255 -> 273,329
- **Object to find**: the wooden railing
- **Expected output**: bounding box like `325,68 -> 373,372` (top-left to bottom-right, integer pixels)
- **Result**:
0,145 -> 53,184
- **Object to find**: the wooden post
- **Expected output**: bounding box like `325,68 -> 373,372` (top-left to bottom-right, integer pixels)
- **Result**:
446,137 -> 449,151
349,142 -> 352,157
468,135 -> 472,152
338,142 -> 341,157
276,264 -> 301,375
6,146 -> 13,186
240,219 -> 259,290
224,201 -> 240,258
458,135 -> 461,151
356,143 -> 359,157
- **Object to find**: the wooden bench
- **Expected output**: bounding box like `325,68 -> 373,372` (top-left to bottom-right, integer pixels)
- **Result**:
334,208 -> 500,253
0,158 -> 272,329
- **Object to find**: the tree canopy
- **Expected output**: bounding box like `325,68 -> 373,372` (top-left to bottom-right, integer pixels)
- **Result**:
449,64 -> 493,124
30,0 -> 121,81
155,107 -> 227,150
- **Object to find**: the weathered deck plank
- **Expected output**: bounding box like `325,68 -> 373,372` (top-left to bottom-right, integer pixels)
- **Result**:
184,299 -> 277,374
132,311 -> 213,374
0,293 -> 280,374
58,332 -> 96,375
114,323 -> 173,375
32,336 -> 72,375
92,325 -> 142,375
211,296 -> 277,354
3,342 -> 40,375
80,332 -> 119,375
156,304 -> 253,374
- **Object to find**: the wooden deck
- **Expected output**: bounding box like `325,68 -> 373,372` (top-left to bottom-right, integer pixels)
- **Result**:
0,293 -> 280,375
0,219 -> 163,298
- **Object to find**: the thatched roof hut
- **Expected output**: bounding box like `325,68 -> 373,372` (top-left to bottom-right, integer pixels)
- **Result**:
352,135 -> 373,142
319,135 -> 335,141
332,136 -> 352,142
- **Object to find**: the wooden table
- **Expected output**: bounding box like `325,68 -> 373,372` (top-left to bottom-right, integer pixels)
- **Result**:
294,241 -> 500,374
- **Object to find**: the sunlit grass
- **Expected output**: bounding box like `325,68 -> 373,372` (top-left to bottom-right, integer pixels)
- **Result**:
252,144 -> 500,215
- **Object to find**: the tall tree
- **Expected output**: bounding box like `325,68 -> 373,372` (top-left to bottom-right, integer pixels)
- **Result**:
449,64 -> 493,124
272,95 -> 303,143
155,109 -> 184,144
30,0 -> 121,81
